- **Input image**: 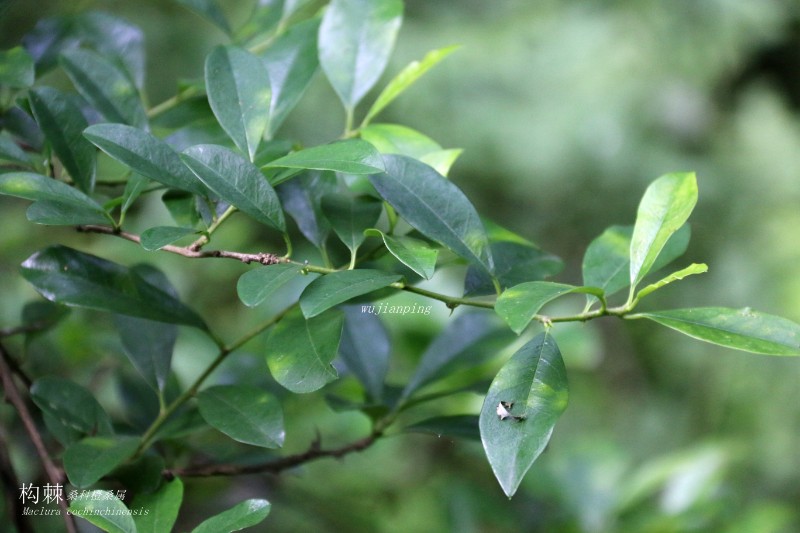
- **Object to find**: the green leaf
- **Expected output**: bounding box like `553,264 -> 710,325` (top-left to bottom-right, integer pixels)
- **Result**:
465,240 -> 563,297
266,308 -> 343,393
205,45 -> 271,161
181,144 -> 285,231
633,307 -> 800,356
176,0 -> 231,33
64,437 -> 139,487
299,269 -> 401,318
318,0 -> 403,110
30,376 -> 113,446
197,385 -> 285,448
363,45 -> 459,126
276,171 -> 337,248
265,140 -> 385,179
496,282 -> 603,335
0,132 -> 33,165
84,123 -> 208,196
634,263 -> 708,302
360,123 -> 441,159
339,305 -> 390,401
132,478 -> 183,533
629,173 -> 698,291
401,312 -> 506,401
0,46 -> 35,88
140,226 -> 198,251
480,331 -> 569,498
70,491 -> 137,533
121,174 -> 149,217
29,87 -> 96,192
60,48 -> 147,128
420,148 -> 463,177
322,193 -> 382,253
583,224 -> 691,300
404,415 -> 480,441
20,245 -> 206,328
237,263 -> 303,307
0,171 -> 110,225
369,155 -> 494,274
364,228 -> 438,279
191,499 -> 271,533
261,18 -> 320,137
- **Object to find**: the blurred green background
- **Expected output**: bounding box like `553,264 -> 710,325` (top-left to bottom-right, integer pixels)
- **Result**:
1,1 -> 799,531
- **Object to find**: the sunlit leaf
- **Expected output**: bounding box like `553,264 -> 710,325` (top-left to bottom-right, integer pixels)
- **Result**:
360,123 -> 440,159
191,499 -> 271,533
198,385 -> 285,448
629,173 -> 697,291
205,45 -> 271,161
266,308 -> 343,393
132,478 -> 184,533
634,307 -> 800,356
480,331 -> 569,497
237,263 -> 302,307
318,0 -> 403,110
0,46 -> 35,88
363,45 -> 459,125
20,245 -> 206,328
140,226 -> 198,251
364,228 -> 438,279
369,155 -> 493,274
265,139 -> 385,180
71,491 -> 137,533
634,263 -> 708,302
496,282 -> 603,335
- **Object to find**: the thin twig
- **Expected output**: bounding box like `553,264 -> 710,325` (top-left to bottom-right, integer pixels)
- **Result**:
77,225 -> 282,265
0,343 -> 76,533
168,431 -> 380,478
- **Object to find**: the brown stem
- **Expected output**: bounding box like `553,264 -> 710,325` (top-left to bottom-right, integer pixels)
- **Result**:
0,343 -> 76,533
77,225 -> 282,265
168,431 -> 380,478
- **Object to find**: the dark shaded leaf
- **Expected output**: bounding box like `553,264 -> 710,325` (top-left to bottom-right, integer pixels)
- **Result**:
276,170 -> 337,248
29,87 -> 96,192
364,228 -> 438,280
369,155 -> 493,274
480,331 -> 569,497
84,123 -> 208,196
63,437 -> 139,487
299,269 -> 401,318
404,415 -> 480,441
30,376 -> 113,446
20,245 -> 206,328
266,308 -> 343,393
261,17 -> 320,136
465,241 -> 563,296
0,171 -> 110,225
339,305 -> 390,401
60,48 -> 147,128
197,385 -> 285,448
177,0 -> 231,33
182,144 -> 285,231
322,193 -> 382,253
